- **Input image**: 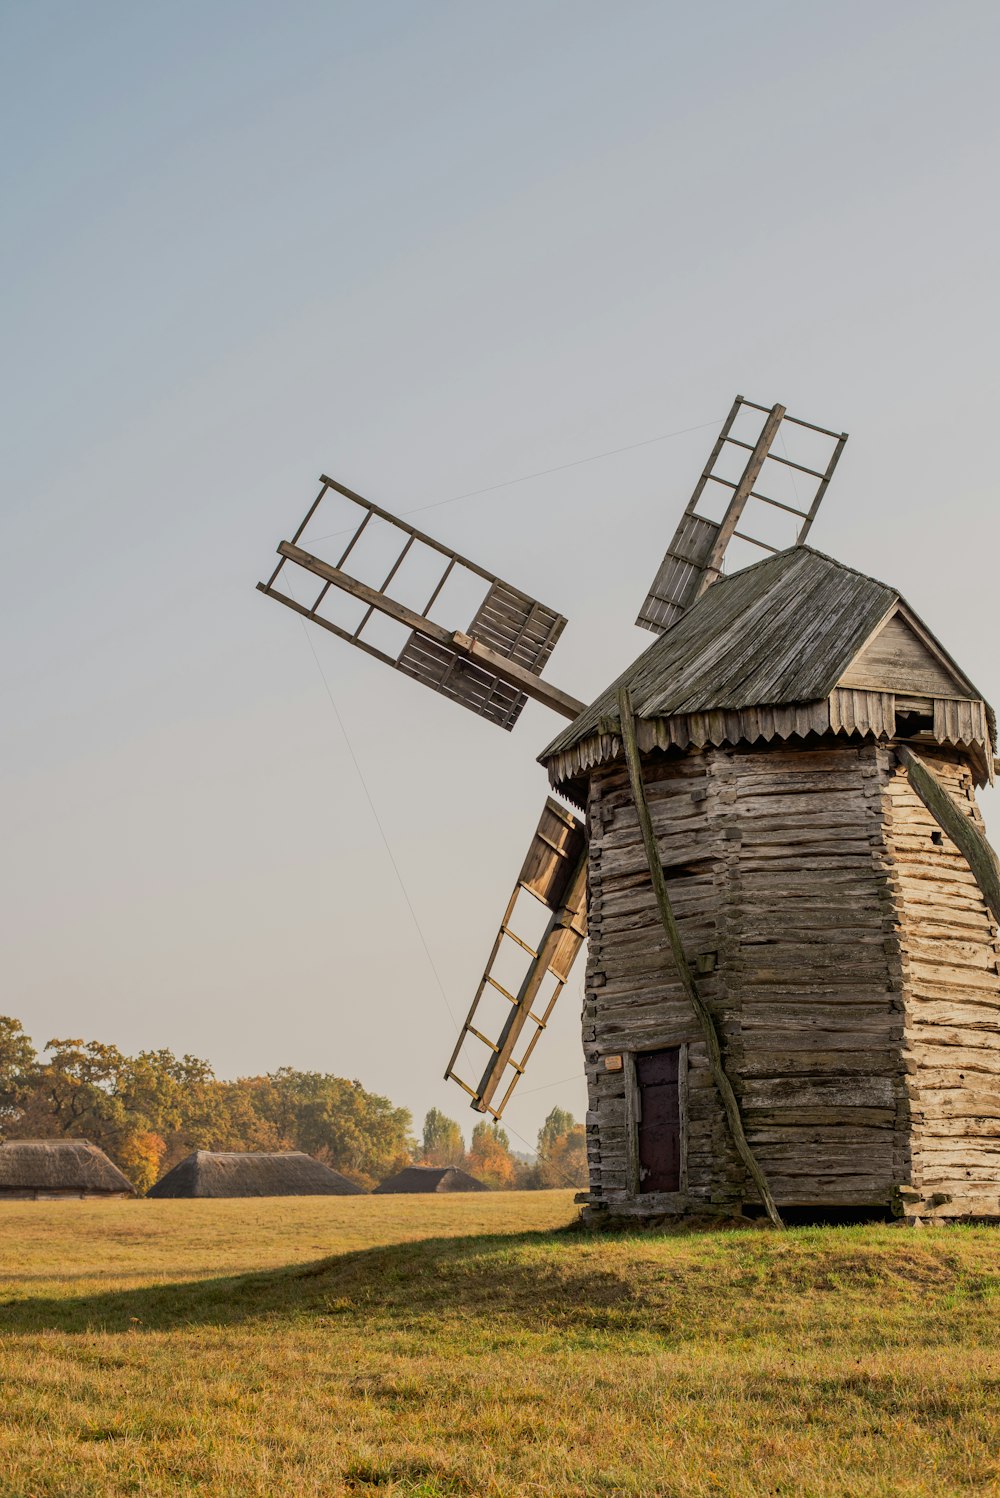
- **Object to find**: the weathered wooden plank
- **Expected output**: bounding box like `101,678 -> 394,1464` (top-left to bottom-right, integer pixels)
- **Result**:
742,1076 -> 896,1108
839,610 -> 970,697
896,746 -> 1000,926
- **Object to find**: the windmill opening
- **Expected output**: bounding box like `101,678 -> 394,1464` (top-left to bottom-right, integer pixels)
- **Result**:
894,707 -> 934,738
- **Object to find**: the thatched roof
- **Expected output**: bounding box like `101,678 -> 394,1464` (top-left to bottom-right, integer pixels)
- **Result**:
374,1165 -> 488,1194
0,1138 -> 136,1195
541,546 -> 992,791
147,1150 -> 364,1198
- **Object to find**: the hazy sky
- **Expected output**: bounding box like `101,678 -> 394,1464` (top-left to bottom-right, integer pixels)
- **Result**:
3,1 -> 1000,1153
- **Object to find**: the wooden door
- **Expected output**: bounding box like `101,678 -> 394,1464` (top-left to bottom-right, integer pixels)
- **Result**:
635,1048 -> 681,1193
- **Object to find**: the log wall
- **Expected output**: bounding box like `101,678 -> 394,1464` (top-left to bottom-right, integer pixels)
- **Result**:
883,747 -> 1000,1218
582,737 -> 1000,1219
583,751 -> 737,1213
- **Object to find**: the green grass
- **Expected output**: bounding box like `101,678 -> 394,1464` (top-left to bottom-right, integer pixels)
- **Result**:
0,1193 -> 998,1496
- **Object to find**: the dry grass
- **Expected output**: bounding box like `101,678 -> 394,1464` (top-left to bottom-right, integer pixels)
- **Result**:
0,1192 -> 998,1496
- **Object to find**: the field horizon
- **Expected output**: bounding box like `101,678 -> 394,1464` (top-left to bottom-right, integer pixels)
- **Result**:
0,1191 -> 997,1496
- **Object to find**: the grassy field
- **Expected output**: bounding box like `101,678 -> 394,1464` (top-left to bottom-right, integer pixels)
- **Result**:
0,1193 -> 998,1496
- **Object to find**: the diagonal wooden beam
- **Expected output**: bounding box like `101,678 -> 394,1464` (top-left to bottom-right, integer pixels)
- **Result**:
896,745 -> 1000,924
699,402 -> 785,592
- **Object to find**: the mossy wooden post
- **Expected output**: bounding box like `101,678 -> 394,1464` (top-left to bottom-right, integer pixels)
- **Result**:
617,686 -> 784,1229
896,745 -> 1000,923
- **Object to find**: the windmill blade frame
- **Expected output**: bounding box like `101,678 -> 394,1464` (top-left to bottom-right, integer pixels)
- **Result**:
636,396 -> 848,634
446,797 -> 588,1119
258,475 -> 584,726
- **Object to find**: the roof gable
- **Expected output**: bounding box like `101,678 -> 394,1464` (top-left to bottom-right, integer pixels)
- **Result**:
541,546 -> 992,770
838,605 -> 977,699
542,547 -> 899,762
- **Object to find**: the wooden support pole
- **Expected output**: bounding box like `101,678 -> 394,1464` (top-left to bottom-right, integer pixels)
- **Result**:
896,745 -> 1000,924
616,686 -> 783,1229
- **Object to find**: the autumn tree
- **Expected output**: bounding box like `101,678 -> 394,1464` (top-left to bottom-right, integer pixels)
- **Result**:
421,1108 -> 465,1167
29,1037 -> 130,1145
536,1105 -> 588,1188
467,1120 -> 516,1189
119,1131 -> 167,1194
0,1017 -> 414,1192
248,1070 -> 413,1189
0,1016 -> 36,1129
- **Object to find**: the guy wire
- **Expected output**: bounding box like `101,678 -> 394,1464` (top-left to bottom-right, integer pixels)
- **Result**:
301,623 -> 464,1042
306,415 -> 723,544
301,623 -> 584,1188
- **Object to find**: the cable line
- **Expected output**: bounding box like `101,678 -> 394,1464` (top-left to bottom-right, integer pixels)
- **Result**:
301,630 -> 588,1192
306,415 -> 723,543
301,624 -> 463,1039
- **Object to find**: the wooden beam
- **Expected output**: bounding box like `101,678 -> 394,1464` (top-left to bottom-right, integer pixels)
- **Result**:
277,541 -> 454,642
255,582 -> 398,669
617,685 -> 784,1229
318,475 -> 502,585
896,745 -> 1000,925
451,632 -> 585,721
798,430 -> 847,541
471,851 -> 588,1113
273,541 -> 585,722
699,403 -> 786,592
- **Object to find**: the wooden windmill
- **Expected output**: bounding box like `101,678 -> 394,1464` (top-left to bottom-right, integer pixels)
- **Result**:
259,397 -> 1000,1225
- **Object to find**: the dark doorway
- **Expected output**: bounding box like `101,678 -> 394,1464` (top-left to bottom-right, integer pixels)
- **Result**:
635,1047 -> 681,1193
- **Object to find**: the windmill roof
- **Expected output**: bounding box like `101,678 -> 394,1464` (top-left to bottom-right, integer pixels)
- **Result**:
541,546 -> 986,763
147,1150 -> 365,1198
0,1138 -> 136,1195
373,1165 -> 488,1194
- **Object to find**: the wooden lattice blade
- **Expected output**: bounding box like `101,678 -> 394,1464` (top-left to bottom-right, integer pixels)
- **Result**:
258,475 -> 582,728
445,797 -> 588,1118
636,397 -> 848,635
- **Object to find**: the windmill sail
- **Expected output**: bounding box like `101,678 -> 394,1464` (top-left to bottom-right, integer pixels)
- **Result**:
446,797 -> 587,1118
258,475 -> 583,727
636,396 -> 848,634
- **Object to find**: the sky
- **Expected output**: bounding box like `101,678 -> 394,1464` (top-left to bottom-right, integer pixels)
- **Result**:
3,1 -> 1000,1154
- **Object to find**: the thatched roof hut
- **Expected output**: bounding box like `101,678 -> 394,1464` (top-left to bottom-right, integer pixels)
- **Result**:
0,1139 -> 136,1199
374,1165 -> 488,1194
147,1150 -> 364,1198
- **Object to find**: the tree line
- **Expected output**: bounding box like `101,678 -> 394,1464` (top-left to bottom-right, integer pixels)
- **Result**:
0,1017 -> 586,1193
420,1105 -> 586,1189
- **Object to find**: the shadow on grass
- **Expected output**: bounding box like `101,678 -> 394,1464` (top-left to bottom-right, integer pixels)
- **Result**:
0,1227 -> 641,1336
2,1221 -> 992,1341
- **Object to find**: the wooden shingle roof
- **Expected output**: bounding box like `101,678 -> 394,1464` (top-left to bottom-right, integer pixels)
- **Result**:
541,546 -> 988,765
